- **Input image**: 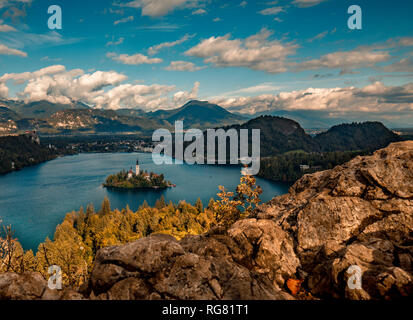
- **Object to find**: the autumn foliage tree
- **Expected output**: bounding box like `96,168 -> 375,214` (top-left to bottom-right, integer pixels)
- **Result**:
212,175 -> 262,228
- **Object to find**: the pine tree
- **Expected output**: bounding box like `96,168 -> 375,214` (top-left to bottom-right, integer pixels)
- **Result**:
155,195 -> 166,209
100,197 -> 111,215
86,203 -> 95,217
207,198 -> 215,209
141,200 -> 149,209
195,198 -> 203,212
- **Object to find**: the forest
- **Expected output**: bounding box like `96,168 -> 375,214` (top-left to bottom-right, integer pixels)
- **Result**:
258,150 -> 368,182
0,134 -> 58,174
0,175 -> 261,288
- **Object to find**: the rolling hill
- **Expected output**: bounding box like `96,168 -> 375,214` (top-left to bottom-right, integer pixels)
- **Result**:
314,122 -> 402,152
1,99 -> 90,119
220,115 -> 318,157
146,100 -> 246,129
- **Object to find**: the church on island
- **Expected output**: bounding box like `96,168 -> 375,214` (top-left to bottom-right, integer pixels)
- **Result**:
103,157 -> 174,190
127,159 -> 144,180
127,158 -> 152,181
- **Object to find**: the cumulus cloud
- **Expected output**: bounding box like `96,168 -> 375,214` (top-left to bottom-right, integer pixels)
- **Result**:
295,48 -> 391,74
107,52 -> 162,65
0,81 -> 8,98
0,65 -> 201,111
211,82 -> 413,124
165,60 -> 204,71
0,65 -> 67,83
0,43 -> 27,57
185,28 -> 298,74
116,0 -> 201,17
18,70 -> 127,105
147,34 -> 192,55
173,81 -> 200,106
92,83 -> 175,110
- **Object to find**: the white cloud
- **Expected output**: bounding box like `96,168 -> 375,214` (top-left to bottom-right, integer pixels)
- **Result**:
0,43 -> 27,57
307,30 -> 328,43
116,0 -> 201,17
92,83 -> 175,110
222,83 -> 283,96
173,81 -> 200,106
147,34 -> 192,55
192,8 -> 206,15
240,1 -> 247,8
106,37 -> 124,46
114,15 -> 134,25
185,28 -> 298,73
0,21 -> 16,32
292,0 -> 327,8
0,65 -> 67,83
19,70 -> 127,105
258,6 -> 283,15
398,37 -> 413,47
0,82 -> 8,98
165,60 -> 204,71
382,57 -> 413,73
107,52 -> 162,65
295,48 -> 391,74
211,82 -> 413,123
0,65 -> 201,111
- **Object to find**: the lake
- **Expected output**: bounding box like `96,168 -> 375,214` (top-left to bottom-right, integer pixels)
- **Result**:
0,153 -> 290,251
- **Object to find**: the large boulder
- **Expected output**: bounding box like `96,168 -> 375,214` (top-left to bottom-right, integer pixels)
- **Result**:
0,272 -> 85,300
90,233 -> 293,300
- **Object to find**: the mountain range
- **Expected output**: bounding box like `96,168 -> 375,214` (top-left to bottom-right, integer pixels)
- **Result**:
0,100 -> 245,135
0,99 -> 405,154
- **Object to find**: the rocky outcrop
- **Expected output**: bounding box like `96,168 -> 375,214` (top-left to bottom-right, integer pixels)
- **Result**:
255,140 -> 413,299
0,272 -> 84,300
1,141 -> 412,300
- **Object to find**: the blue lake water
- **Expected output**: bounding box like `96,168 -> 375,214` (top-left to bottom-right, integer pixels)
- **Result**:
0,153 -> 290,251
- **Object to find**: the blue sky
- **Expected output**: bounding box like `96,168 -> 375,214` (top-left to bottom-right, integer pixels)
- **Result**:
0,0 -> 412,125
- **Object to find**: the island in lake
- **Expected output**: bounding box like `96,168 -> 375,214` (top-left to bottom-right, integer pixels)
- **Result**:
103,158 -> 174,189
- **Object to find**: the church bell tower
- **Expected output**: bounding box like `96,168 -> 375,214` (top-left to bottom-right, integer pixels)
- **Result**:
136,158 -> 140,175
